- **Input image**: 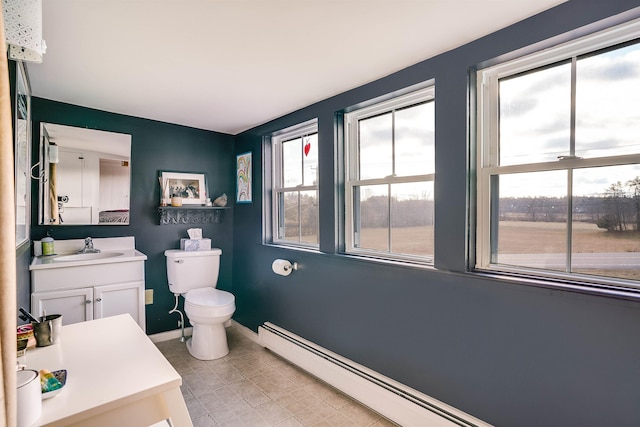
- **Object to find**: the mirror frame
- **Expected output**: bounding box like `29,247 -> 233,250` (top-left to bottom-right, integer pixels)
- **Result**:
37,123 -> 132,226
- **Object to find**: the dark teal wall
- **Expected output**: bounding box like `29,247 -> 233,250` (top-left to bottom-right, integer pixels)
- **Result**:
27,98 -> 235,334
233,1 -> 640,426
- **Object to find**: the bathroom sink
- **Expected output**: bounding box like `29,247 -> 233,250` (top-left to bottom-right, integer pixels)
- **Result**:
30,237 -> 147,271
53,252 -> 124,262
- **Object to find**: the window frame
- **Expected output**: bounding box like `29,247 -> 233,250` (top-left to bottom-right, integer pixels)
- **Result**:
344,86 -> 436,264
475,17 -> 640,290
270,119 -> 319,249
14,60 -> 30,249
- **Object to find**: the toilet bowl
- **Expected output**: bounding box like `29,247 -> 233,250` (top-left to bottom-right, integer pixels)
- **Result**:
165,249 -> 236,360
184,288 -> 235,359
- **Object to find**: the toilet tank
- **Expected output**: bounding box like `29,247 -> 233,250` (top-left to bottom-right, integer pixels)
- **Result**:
164,249 -> 222,294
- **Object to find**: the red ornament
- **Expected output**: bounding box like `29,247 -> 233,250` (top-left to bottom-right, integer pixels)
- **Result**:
304,142 -> 311,157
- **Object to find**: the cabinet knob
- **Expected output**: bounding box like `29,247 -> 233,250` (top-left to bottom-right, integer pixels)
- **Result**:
85,299 -> 92,304
95,298 -> 102,302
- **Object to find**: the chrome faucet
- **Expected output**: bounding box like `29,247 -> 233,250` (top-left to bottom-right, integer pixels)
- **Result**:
78,237 -> 100,254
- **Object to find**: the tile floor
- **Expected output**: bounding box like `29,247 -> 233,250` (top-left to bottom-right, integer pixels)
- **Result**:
155,325 -> 398,427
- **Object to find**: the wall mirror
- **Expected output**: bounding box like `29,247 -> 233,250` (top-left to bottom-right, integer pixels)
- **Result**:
38,123 -> 132,225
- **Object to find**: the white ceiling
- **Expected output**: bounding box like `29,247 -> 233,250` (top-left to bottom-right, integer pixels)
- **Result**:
27,0 -> 566,135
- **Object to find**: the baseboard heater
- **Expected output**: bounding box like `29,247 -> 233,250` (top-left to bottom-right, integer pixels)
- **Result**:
258,322 -> 491,427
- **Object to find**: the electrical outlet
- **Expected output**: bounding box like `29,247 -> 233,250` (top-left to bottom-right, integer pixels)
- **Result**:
145,289 -> 153,305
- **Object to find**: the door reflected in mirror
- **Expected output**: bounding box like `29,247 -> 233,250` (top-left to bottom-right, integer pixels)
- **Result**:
38,123 -> 131,225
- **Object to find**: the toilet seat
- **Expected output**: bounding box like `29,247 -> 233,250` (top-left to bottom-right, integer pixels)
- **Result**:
185,288 -> 235,318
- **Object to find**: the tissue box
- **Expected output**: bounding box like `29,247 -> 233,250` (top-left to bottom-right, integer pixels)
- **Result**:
180,238 -> 211,251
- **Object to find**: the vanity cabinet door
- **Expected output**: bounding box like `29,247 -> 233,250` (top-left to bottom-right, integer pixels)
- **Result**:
32,288 -> 94,325
93,281 -> 145,331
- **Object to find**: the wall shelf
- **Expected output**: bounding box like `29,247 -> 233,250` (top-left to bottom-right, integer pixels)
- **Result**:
157,206 -> 229,225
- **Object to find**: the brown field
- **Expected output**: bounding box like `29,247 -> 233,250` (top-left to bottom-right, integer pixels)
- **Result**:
497,221 -> 640,280
357,221 -> 640,254
357,222 -> 640,280
360,226 -> 434,255
498,221 -> 640,253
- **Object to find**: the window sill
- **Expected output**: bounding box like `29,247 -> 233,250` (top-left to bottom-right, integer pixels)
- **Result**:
16,240 -> 30,258
262,244 -> 437,273
265,242 -> 321,254
471,269 -> 640,302
338,252 -> 435,272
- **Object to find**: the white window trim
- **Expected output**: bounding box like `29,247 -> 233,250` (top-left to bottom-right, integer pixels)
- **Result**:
344,86 -> 435,264
475,17 -> 640,289
271,119 -> 319,249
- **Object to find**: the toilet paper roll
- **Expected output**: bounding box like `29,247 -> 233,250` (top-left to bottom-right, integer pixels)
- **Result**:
272,259 -> 293,276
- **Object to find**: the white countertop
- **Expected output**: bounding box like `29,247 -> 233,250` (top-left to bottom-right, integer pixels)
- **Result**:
30,236 -> 147,270
25,314 -> 184,426
30,249 -> 147,270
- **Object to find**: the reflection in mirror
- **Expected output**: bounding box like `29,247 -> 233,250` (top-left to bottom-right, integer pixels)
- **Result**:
38,123 -> 131,225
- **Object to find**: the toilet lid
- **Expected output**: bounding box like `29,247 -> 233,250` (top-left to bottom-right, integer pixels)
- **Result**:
186,288 -> 234,307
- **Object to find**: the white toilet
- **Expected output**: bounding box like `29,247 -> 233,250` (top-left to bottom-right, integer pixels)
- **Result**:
165,248 -> 236,360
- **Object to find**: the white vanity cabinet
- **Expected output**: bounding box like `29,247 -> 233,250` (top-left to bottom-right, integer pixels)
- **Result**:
32,281 -> 145,327
30,237 -> 147,331
32,287 -> 93,325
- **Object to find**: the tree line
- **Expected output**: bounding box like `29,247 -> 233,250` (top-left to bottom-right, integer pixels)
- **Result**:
283,193 -> 434,235
499,177 -> 640,232
283,177 -> 640,234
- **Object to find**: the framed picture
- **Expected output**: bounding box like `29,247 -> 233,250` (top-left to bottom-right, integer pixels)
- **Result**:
159,171 -> 208,205
236,152 -> 252,203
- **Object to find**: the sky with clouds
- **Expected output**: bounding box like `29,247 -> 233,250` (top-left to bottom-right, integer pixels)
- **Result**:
499,42 -> 640,198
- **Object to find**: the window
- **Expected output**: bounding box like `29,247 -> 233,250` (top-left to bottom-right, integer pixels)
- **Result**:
15,61 -> 30,248
345,86 -> 435,263
476,19 -> 640,289
271,120 -> 319,247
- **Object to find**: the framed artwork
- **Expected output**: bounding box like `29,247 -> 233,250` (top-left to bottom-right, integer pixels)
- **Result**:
236,152 -> 252,203
159,171 -> 208,205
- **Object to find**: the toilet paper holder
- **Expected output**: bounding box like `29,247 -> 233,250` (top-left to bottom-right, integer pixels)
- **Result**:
284,261 -> 298,272
272,259 -> 298,276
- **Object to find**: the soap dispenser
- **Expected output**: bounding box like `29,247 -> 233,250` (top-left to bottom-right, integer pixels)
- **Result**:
41,232 -> 54,256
